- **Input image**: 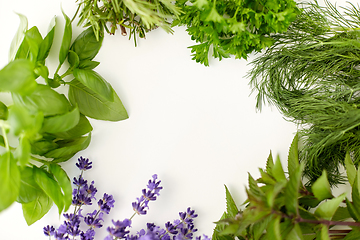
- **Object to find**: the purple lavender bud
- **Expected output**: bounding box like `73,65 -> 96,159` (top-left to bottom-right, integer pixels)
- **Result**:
84,210 -> 103,228
165,222 -> 178,235
76,156 -> 92,170
142,189 -> 157,201
73,176 -> 87,187
147,175 -> 163,196
43,225 -> 55,236
186,208 -> 198,219
98,193 -> 115,214
80,228 -> 96,240
106,219 -> 131,239
132,201 -> 147,215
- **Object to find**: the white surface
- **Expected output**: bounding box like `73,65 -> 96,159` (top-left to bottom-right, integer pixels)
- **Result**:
0,0 -> 314,239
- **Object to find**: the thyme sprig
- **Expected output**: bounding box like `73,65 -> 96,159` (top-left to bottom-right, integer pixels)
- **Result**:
249,0 -> 360,185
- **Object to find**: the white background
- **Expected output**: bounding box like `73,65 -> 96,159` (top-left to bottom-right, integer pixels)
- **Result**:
0,0 -> 344,239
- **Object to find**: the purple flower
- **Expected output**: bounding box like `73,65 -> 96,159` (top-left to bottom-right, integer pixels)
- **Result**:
84,210 -> 103,228
98,193 -> 115,214
80,228 -> 96,240
147,174 -> 163,196
43,225 -> 55,236
106,219 -> 132,239
73,176 -> 87,187
165,222 -> 178,235
76,156 -> 92,170
132,201 -> 147,215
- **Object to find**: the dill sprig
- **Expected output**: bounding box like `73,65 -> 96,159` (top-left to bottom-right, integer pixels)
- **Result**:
74,0 -> 182,45
249,0 -> 360,185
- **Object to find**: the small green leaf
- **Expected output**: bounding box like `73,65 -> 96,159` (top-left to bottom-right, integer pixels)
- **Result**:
332,206 -> 352,221
345,152 -> 357,187
12,84 -> 71,116
59,9 -> 72,65
24,26 -> 43,62
37,16 -> 56,62
266,151 -> 274,174
44,133 -> 91,161
288,133 -> 299,175
78,60 -> 100,70
272,155 -> 286,182
7,104 -> 43,136
0,59 -> 36,95
73,68 -> 114,102
14,136 -> 31,167
311,170 -> 333,201
285,223 -> 304,240
70,27 -> 103,62
0,101 -> 8,120
284,162 -> 303,215
9,12 -> 28,62
224,185 -> 239,217
314,193 -> 346,220
53,114 -> 93,139
33,166 -> 64,214
49,164 -> 72,211
345,198 -> 360,221
343,229 -> 360,240
266,215 -> 281,240
17,166 -> 41,204
0,152 -> 20,212
68,79 -> 128,121
318,225 -> 330,240
41,107 -> 80,133
31,139 -> 58,156
22,190 -> 53,225
67,50 -> 79,69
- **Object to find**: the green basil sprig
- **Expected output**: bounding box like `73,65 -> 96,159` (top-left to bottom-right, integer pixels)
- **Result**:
0,12 -> 128,224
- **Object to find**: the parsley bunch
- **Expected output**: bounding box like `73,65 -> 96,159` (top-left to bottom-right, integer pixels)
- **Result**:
173,0 -> 300,66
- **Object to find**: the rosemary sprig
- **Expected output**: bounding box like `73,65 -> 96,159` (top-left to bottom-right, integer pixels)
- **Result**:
249,0 -> 360,185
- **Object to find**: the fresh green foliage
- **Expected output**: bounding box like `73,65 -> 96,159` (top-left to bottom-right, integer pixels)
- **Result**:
213,135 -> 360,240
75,0 -> 182,45
0,12 -> 128,223
249,0 -> 360,185
173,0 -> 300,66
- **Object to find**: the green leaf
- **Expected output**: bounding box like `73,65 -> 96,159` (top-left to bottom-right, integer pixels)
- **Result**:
287,133 -> 299,176
311,170 -> 333,201
73,68 -> 114,102
67,50 -> 79,69
284,163 -> 303,215
68,79 -> 128,121
70,27 -> 103,62
0,101 -> 8,119
14,136 -> 31,167
345,152 -> 356,187
17,166 -> 41,203
317,225 -> 330,240
332,206 -> 352,221
9,12 -> 28,61
253,215 -> 273,240
53,114 -> 92,139
41,107 -> 80,133
224,185 -> 239,217
49,164 -> 72,211
314,193 -> 346,220
59,9 -> 72,65
7,104 -> 43,136
0,152 -> 20,212
0,59 -> 36,95
266,151 -> 274,174
33,166 -> 64,214
266,215 -> 281,240
272,155 -> 286,182
24,26 -> 43,62
37,16 -> 56,62
285,223 -> 304,240
44,133 -> 91,161
31,139 -> 58,156
22,190 -> 53,225
78,60 -> 100,70
345,198 -> 360,221
343,229 -> 360,240
12,84 -> 71,116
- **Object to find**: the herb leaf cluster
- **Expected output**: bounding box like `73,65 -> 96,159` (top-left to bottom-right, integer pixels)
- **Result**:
249,1 -> 360,185
213,135 -> 360,239
75,0 -> 182,45
0,12 -> 128,224
173,0 -> 300,66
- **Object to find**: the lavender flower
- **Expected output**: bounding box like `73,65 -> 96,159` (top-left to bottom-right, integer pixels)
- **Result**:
98,193 -> 115,214
84,210 -> 103,228
43,225 -> 55,236
76,156 -> 92,170
105,219 -> 132,240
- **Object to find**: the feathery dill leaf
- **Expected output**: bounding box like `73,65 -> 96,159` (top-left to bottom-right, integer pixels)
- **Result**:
249,0 -> 360,185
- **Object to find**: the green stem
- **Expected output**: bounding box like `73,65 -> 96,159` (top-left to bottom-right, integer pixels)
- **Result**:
71,4 -> 82,23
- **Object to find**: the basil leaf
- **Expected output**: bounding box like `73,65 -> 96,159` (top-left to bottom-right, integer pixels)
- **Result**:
0,152 -> 20,212
9,12 -> 28,62
22,190 -> 53,225
41,106 -> 80,133
70,26 -> 103,62
78,60 -> 100,70
0,59 -> 36,95
0,101 -> 8,120
33,166 -> 64,214
17,166 -> 41,204
73,68 -> 114,101
7,104 -> 43,136
45,133 -> 91,161
59,10 -> 72,65
14,136 -> 31,167
68,79 -> 128,121
24,26 -> 43,62
12,84 -> 71,116
31,139 -> 58,156
37,16 -> 56,62
49,164 -> 72,211
67,50 -> 79,69
53,114 -> 93,139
